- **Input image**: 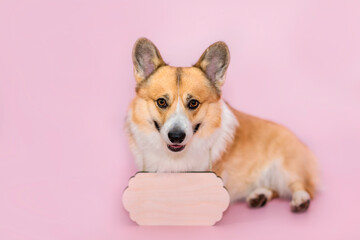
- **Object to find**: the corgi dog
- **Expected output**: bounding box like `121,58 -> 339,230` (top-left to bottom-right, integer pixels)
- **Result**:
125,38 -> 317,212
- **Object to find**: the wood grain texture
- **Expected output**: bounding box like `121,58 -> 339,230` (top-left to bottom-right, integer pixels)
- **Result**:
122,172 -> 230,226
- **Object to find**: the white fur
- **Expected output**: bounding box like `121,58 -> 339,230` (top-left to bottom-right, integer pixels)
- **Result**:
127,100 -> 238,172
254,159 -> 292,198
291,190 -> 310,207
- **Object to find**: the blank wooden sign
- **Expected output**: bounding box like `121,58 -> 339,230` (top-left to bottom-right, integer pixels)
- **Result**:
122,172 -> 230,226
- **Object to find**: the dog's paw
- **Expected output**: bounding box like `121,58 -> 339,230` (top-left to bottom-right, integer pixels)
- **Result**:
291,190 -> 311,213
248,194 -> 267,208
246,188 -> 273,208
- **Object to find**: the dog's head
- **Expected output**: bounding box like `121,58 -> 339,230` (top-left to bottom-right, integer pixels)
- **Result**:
131,38 -> 230,153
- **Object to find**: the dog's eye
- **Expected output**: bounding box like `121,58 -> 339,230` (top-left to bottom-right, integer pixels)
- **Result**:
156,98 -> 168,108
188,99 -> 200,110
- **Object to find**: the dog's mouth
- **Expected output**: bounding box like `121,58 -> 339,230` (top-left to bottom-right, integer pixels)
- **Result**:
167,144 -> 186,152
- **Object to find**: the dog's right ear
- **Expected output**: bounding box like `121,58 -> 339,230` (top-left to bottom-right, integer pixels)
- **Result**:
132,38 -> 165,83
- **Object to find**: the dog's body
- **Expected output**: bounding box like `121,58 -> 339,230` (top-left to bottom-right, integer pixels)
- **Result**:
126,38 -> 317,212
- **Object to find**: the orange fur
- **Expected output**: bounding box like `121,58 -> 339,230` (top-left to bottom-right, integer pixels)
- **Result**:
131,66 -> 222,138
213,107 -> 317,199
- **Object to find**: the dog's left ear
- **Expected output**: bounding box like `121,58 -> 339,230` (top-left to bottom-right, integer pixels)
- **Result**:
194,41 -> 230,88
132,38 -> 165,83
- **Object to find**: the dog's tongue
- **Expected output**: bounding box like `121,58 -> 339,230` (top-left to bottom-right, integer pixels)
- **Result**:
170,145 -> 182,148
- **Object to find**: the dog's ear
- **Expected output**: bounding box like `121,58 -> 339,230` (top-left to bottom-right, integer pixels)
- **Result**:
194,41 -> 230,88
132,38 -> 165,83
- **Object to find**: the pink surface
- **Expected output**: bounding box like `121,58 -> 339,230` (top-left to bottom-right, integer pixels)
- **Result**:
0,0 -> 359,239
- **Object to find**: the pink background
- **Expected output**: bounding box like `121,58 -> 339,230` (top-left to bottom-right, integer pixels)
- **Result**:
1,0 -> 359,239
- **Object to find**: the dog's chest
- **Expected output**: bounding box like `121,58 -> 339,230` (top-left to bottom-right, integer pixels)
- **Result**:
144,146 -> 212,172
134,129 -> 216,172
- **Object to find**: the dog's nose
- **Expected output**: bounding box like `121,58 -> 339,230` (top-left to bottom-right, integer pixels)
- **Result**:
168,129 -> 186,144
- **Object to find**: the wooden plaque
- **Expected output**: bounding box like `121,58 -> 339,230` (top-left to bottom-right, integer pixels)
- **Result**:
122,172 -> 230,226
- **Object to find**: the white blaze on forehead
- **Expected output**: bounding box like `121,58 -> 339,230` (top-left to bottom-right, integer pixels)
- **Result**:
176,96 -> 181,113
160,96 -> 193,145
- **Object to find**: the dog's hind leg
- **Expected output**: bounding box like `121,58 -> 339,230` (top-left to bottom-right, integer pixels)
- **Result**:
289,181 -> 311,212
